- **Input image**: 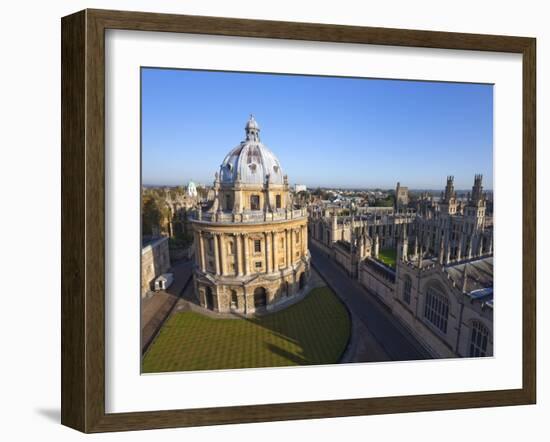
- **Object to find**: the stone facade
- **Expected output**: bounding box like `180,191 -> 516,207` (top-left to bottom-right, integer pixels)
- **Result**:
141,236 -> 171,297
190,117 -> 310,316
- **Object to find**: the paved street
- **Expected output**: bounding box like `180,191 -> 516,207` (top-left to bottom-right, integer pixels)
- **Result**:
310,243 -> 431,361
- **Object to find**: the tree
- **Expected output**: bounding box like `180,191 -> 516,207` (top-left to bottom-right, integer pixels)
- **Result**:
142,195 -> 162,236
374,195 -> 395,207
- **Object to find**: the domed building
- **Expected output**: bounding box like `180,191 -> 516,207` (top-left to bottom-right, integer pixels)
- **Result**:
186,180 -> 198,198
190,116 -> 310,315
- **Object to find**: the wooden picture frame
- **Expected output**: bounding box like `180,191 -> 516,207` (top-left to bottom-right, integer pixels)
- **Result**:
61,8 -> 536,433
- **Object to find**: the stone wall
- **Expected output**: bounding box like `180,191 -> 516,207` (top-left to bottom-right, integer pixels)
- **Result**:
358,260 -> 395,307
141,237 -> 171,297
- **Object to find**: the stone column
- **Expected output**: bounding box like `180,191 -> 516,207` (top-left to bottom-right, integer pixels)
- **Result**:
243,234 -> 250,275
194,231 -> 200,267
215,286 -> 221,312
286,229 -> 291,267
290,229 -> 295,265
198,231 -> 206,272
272,230 -> 278,271
213,233 -> 220,275
236,233 -> 243,276
302,224 -> 307,254
219,234 -> 226,276
243,285 -> 248,315
265,231 -> 272,273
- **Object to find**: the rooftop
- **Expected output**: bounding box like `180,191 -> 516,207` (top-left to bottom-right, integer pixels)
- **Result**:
444,256 -> 494,307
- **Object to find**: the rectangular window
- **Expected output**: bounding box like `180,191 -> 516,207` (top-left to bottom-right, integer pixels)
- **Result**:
250,194 -> 260,210
276,194 -> 281,209
255,261 -> 262,268
254,239 -> 261,253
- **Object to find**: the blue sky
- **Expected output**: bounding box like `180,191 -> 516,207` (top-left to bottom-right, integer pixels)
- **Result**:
141,68 -> 493,190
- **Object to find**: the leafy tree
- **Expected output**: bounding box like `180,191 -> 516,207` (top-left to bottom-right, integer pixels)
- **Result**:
374,195 -> 395,207
142,195 -> 162,236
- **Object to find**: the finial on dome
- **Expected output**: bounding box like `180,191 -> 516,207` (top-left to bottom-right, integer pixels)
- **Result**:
245,114 -> 260,142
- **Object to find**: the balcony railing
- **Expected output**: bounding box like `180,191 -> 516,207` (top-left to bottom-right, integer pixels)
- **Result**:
191,208 -> 307,224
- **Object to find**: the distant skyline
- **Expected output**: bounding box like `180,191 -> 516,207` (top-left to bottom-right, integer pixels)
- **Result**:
141,68 -> 493,190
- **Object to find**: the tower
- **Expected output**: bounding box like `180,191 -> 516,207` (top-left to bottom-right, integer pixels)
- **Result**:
395,181 -> 409,211
465,174 -> 487,232
471,174 -> 484,205
444,176 -> 455,202
439,175 -> 458,216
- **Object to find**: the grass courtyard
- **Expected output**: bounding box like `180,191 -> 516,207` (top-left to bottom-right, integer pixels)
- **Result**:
142,286 -> 350,373
378,248 -> 397,268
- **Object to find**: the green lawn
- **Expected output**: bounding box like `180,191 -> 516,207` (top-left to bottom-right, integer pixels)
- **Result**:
378,248 -> 397,268
142,287 -> 350,373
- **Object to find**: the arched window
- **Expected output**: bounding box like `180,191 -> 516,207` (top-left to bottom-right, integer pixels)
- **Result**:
403,275 -> 412,304
254,287 -> 267,308
469,321 -> 490,357
424,284 -> 449,333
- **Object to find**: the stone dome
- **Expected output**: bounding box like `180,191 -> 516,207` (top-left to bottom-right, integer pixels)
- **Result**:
219,116 -> 285,186
187,180 -> 198,198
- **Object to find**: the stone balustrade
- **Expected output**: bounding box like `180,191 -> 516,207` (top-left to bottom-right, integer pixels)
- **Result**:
192,208 -> 307,224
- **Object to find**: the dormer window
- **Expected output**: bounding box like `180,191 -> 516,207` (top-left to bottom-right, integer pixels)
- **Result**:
249,163 -> 257,173
273,165 -> 279,173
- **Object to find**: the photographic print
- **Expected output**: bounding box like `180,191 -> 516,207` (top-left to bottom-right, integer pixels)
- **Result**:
140,68 -> 494,374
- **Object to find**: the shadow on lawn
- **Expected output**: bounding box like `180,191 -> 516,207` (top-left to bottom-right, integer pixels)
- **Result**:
232,287 -> 350,367
265,343 -> 309,365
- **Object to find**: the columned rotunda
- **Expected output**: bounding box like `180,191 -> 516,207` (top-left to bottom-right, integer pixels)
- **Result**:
190,116 -> 310,315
